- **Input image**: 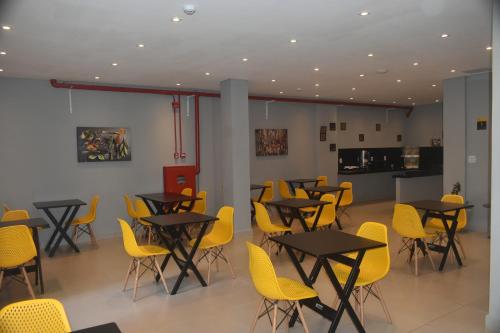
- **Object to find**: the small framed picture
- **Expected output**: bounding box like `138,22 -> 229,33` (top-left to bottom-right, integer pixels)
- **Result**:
359,134 -> 365,142
329,143 -> 336,152
397,134 -> 402,142
340,122 -> 347,131
329,122 -> 336,131
376,123 -> 381,131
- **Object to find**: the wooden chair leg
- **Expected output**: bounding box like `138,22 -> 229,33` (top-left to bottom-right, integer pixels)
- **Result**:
295,301 -> 310,333
423,241 -> 436,271
153,257 -> 169,294
374,283 -> 392,323
414,240 -> 419,276
207,251 -> 212,285
88,224 -> 97,245
223,248 -> 236,279
0,270 -> 4,291
147,227 -> 152,245
133,259 -> 141,301
21,266 -> 35,299
250,297 -> 266,333
272,302 -> 278,333
123,258 -> 134,291
359,286 -> 365,327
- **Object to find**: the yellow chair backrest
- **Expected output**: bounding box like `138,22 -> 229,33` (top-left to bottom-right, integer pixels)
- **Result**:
339,181 -> 353,205
392,204 -> 427,239
124,194 -> 137,219
192,191 -> 207,214
311,194 -> 336,222
247,242 -> 286,300
441,194 -> 467,229
254,202 -> 275,233
357,222 -> 390,279
84,195 -> 99,221
294,188 -> 309,199
0,299 -> 71,333
118,218 -> 145,258
279,180 -> 293,199
317,176 -> 328,186
208,206 -> 234,245
134,199 -> 151,219
180,187 -> 193,207
0,225 -> 37,268
1,209 -> 29,222
261,181 -> 274,202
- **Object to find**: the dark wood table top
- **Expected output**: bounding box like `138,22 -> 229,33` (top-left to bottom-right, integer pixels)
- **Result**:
271,229 -> 386,258
72,322 -> 121,333
251,184 -> 270,190
405,200 -> 474,213
33,199 -> 87,209
304,186 -> 347,193
267,198 -> 329,209
143,212 -> 218,227
136,192 -> 198,204
0,217 -> 49,229
286,178 -> 317,184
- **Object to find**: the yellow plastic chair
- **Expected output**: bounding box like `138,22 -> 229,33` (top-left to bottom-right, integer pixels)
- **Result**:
392,204 -> 436,276
305,194 -> 336,230
0,225 -> 37,299
190,206 -> 236,285
124,194 -> 139,231
134,199 -> 154,244
247,242 -> 317,333
179,190 -> 206,214
279,180 -> 294,199
253,181 -> 274,204
254,202 -> 291,255
338,181 -> 353,218
177,187 -> 193,211
332,222 -> 391,326
71,195 -> 99,245
1,209 -> 30,222
295,188 -> 316,215
316,176 -> 328,186
0,299 -> 71,333
426,194 -> 467,258
118,219 -> 170,301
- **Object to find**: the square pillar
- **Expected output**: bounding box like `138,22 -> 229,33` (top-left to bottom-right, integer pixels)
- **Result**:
220,79 -> 251,232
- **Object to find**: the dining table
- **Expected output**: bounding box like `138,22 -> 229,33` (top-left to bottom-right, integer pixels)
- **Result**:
136,192 -> 198,215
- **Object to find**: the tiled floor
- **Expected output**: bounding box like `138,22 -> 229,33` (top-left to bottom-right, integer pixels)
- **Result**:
0,200 -> 491,332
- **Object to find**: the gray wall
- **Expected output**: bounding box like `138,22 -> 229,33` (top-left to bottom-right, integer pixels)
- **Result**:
405,103 -> 443,147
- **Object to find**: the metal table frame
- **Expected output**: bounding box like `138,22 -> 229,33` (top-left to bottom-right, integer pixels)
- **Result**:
137,192 -> 197,216
304,186 -> 348,229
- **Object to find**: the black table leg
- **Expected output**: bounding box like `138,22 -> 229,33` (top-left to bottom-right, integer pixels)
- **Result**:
153,225 -> 190,274
44,206 -> 71,252
49,205 -> 81,257
439,211 -> 462,270
32,228 -> 44,294
334,190 -> 345,230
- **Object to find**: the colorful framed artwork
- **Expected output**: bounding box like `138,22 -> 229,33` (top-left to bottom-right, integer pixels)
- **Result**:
77,127 -> 131,162
255,129 -> 288,156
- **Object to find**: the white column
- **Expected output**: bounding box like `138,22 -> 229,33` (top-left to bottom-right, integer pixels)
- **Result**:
487,0 -> 500,330
220,79 -> 251,232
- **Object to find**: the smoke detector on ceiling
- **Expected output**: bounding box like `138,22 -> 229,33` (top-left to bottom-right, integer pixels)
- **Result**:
184,4 -> 196,15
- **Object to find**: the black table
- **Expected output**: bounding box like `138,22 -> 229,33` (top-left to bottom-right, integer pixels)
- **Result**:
304,186 -> 348,229
33,199 -> 86,257
267,199 -> 328,232
286,178 -> 318,195
0,218 -> 49,293
406,200 -> 474,271
136,192 -> 198,215
271,230 -> 386,333
143,212 -> 218,295
72,322 -> 121,333
250,184 -> 270,221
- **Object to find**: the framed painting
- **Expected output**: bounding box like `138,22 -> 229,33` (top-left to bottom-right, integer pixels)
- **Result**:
77,127 -> 131,162
255,129 -> 288,156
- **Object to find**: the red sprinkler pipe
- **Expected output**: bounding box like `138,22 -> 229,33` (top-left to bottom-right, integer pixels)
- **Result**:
178,93 -> 186,159
172,96 -> 179,159
195,95 -> 200,174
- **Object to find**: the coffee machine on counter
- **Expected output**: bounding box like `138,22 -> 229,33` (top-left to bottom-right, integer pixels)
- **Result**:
402,147 -> 419,169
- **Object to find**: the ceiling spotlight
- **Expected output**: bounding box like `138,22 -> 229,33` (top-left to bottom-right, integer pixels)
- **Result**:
368,53 -> 374,57
315,94 -> 320,97
352,87 -> 356,91
0,69 -> 4,72
349,97 -> 354,100
314,83 -> 320,87
486,46 -> 493,51
359,11 -> 370,16
137,43 -> 145,48
271,79 -> 276,82
296,88 -> 302,91
450,69 -> 456,73
279,91 -> 284,94
393,101 -> 397,104
359,74 -> 365,77
413,62 -> 419,66
441,33 -> 449,38
412,102 -> 416,106
111,63 -> 118,66
372,99 -> 377,102
314,67 -> 319,71
205,72 -> 211,76
176,83 -> 182,86
435,99 -> 440,103
408,97 -> 412,100
289,39 -> 297,43
432,84 -> 437,87
396,79 -> 402,83
0,51 -> 6,55
171,17 -> 182,22
1,25 -> 11,30
242,58 -> 248,62
94,76 -> 100,80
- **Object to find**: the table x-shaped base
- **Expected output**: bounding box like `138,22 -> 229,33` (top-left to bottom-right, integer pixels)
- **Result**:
43,206 -> 81,257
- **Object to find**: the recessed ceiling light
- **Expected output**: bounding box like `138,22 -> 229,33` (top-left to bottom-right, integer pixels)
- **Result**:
137,43 -> 145,48
368,53 -> 374,57
289,39 -> 297,43
315,94 -> 320,97
359,11 -> 370,16
372,99 -> 377,102
486,46 -> 493,51
176,83 -> 182,86
271,79 -> 276,82
0,69 -> 4,72
441,33 -> 449,38
111,63 -> 118,67
352,87 -> 356,91
95,76 -> 101,80
0,51 -> 6,55
359,74 -> 365,77
413,62 -> 419,66
279,91 -> 284,94
205,72 -> 211,76
435,99 -> 440,103
242,58 -> 248,62
432,84 -> 437,87
450,69 -> 456,73
349,97 -> 354,100
1,25 -> 11,30
296,88 -> 302,91
314,83 -> 320,87
314,67 -> 319,71
393,101 -> 397,104
408,97 -> 412,100
412,102 -> 416,106
171,17 -> 182,22
396,79 -> 402,83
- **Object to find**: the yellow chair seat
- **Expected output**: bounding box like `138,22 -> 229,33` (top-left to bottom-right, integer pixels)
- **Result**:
305,216 -> 333,228
138,244 -> 170,257
300,207 -> 316,213
276,277 -> 318,301
137,218 -> 152,227
189,235 -> 230,249
333,263 -> 382,287
261,223 -> 291,234
425,218 -> 464,232
71,216 -> 93,225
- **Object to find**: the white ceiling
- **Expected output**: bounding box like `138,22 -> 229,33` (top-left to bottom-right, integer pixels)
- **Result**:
0,0 -> 493,106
